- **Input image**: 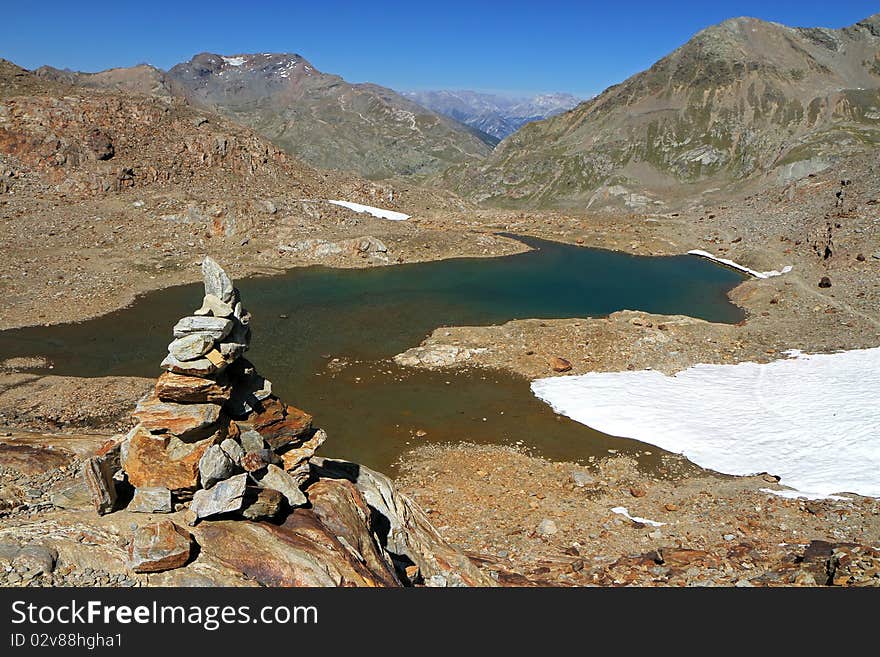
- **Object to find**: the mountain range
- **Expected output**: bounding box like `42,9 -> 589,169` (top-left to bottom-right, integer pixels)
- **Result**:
444,14 -> 880,209
35,54 -> 495,180
400,90 -> 582,140
21,13 -> 880,208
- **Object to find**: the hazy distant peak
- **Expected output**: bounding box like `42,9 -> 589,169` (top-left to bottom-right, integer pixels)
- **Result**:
401,89 -> 582,139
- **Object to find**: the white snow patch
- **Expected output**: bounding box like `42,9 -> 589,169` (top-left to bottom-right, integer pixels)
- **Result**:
327,200 -> 410,221
222,56 -> 247,67
688,249 -> 792,279
611,507 -> 665,527
760,488 -> 851,502
531,348 -> 880,499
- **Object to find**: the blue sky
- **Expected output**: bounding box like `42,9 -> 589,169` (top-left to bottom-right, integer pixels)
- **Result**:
1,1 -> 878,97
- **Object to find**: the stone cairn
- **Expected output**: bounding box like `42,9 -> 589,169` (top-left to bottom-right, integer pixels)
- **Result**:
88,257 -> 325,528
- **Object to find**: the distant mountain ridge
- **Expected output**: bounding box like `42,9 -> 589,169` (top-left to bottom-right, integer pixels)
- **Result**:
35,53 -> 496,180
444,14 -> 880,209
163,52 -> 493,179
402,90 -> 582,140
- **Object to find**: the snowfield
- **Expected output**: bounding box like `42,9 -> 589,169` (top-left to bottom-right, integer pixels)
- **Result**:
327,200 -> 410,221
687,249 -> 793,279
531,348 -> 880,498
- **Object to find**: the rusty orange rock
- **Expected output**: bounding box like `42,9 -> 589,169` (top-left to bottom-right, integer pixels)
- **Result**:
155,372 -> 232,404
256,405 -> 313,450
124,426 -> 218,491
550,357 -> 572,373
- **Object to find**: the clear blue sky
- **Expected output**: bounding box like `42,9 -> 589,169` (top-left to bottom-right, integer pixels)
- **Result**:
1,1 -> 878,97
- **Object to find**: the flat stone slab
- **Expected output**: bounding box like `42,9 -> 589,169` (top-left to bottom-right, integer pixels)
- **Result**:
160,353 -> 218,377
129,486 -> 173,513
190,472 -> 248,521
133,397 -> 220,439
173,316 -> 233,340
155,372 -> 231,404
168,333 -> 216,361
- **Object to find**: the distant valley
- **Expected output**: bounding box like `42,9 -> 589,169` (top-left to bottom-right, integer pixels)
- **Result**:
400,90 -> 582,141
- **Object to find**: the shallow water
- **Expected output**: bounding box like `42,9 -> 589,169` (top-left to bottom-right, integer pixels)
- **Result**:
0,236 -> 746,471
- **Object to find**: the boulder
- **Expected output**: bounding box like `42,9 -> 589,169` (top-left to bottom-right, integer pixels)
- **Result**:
133,396 -> 220,439
155,372 -> 231,404
124,427 -> 218,492
189,473 -> 248,521
238,428 -> 265,453
199,444 -> 238,488
259,464 -> 307,507
192,512 -> 398,587
172,316 -> 233,340
129,486 -> 173,513
202,257 -> 235,303
219,437 -> 245,465
168,333 -> 215,361
311,457 -> 496,587
13,544 -> 57,575
250,399 -> 312,449
127,520 -> 193,573
49,478 -> 92,510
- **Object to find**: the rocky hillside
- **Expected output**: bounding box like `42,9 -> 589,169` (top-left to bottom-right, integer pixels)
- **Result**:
445,14 -> 880,209
403,90 -> 582,140
166,53 -> 493,179
34,63 -> 172,98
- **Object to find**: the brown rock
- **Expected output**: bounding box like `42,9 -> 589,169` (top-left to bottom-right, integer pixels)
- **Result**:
124,426 -> 218,491
240,487 -> 283,520
133,395 -> 221,439
0,442 -> 72,476
127,520 -> 193,573
550,357 -> 572,373
629,486 -> 647,498
241,450 -> 273,472
252,402 -> 313,450
155,372 -> 232,404
281,429 -> 327,471
193,511 -> 399,587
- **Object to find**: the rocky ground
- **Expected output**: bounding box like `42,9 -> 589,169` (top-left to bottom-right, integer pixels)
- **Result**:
395,444 -> 880,586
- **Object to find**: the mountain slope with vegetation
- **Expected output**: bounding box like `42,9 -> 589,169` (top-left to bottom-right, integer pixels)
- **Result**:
443,14 -> 880,209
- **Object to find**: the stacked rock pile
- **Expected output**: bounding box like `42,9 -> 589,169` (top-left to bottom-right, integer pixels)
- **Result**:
113,256 -> 325,524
